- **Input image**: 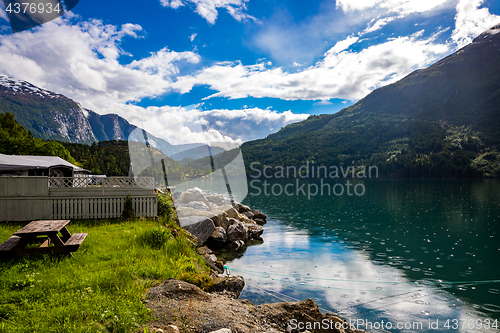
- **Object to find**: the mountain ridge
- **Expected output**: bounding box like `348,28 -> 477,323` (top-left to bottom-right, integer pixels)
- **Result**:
241,24 -> 500,178
0,75 -> 224,161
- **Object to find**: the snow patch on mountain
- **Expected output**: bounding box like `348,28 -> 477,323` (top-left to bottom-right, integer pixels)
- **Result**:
0,75 -> 62,99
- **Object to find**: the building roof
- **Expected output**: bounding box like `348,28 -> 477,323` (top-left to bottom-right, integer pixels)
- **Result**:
0,153 -> 88,172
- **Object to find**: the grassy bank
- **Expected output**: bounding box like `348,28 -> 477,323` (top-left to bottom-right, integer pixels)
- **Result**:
0,216 -> 212,333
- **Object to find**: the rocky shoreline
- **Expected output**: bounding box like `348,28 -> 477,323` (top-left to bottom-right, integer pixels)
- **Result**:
142,279 -> 366,333
173,188 -> 267,255
142,188 -> 367,333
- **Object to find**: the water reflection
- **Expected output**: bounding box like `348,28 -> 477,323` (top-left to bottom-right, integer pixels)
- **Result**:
227,179 -> 500,333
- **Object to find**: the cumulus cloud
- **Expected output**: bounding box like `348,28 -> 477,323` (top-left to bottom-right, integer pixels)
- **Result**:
159,0 -> 256,24
177,30 -> 450,101
451,0 -> 500,48
125,105 -> 309,145
336,0 -> 452,16
0,15 -> 307,144
0,17 -> 199,113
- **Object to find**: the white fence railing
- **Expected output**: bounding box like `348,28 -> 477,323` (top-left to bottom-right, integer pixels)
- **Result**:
51,197 -> 157,220
0,177 -> 157,221
48,177 -> 155,189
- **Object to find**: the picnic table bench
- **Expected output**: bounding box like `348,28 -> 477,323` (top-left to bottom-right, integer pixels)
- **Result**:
0,220 -> 87,258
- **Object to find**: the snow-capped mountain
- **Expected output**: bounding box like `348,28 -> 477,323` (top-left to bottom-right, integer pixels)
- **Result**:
0,75 -> 224,160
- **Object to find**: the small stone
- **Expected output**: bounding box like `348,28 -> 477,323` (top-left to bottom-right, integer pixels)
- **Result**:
164,325 -> 180,333
209,329 -> 231,333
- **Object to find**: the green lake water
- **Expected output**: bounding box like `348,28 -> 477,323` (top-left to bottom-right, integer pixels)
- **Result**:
175,178 -> 500,332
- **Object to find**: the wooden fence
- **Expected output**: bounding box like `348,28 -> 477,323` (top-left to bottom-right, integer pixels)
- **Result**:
0,177 -> 157,221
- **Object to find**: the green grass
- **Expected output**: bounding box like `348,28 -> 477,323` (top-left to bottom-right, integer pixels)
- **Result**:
0,217 -> 212,333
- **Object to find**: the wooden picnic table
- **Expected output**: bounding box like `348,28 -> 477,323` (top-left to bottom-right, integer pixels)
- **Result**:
0,220 -> 87,258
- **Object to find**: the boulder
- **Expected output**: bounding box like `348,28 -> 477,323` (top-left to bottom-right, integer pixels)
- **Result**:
175,206 -> 214,219
231,240 -> 246,249
252,209 -> 267,220
245,223 -> 264,239
179,216 -> 215,246
243,211 -> 254,219
205,193 -> 226,206
209,211 -> 230,229
226,220 -> 248,243
209,226 -> 228,244
222,206 -> 246,222
227,217 -> 238,226
235,202 -> 251,213
253,218 -> 267,225
212,275 -> 245,299
240,216 -> 256,225
185,200 -> 210,211
196,246 -> 213,256
177,187 -> 213,210
172,191 -> 182,201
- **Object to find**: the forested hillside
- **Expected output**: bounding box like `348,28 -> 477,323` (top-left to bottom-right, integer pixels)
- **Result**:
0,112 -> 77,164
240,25 -> 500,178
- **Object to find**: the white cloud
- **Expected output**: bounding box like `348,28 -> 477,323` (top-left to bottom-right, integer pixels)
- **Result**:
361,16 -> 401,35
189,33 -> 197,41
159,0 -> 256,25
328,35 -> 359,54
126,105 -> 309,145
0,15 -> 306,144
177,30 -> 450,101
451,0 -> 500,48
0,17 -> 199,113
336,0 -> 451,15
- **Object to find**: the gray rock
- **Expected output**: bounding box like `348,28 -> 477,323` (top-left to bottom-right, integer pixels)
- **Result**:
235,202 -> 251,213
177,187 -> 213,210
185,200 -> 210,211
179,216 -> 215,246
206,193 -> 226,205
210,211 -> 230,229
252,209 -> 267,220
243,211 -> 254,219
246,223 -> 264,239
209,226 -> 228,243
172,191 -> 182,201
231,240 -> 246,249
175,206 -> 214,219
226,220 -> 248,243
209,329 -> 231,333
213,275 -> 245,299
253,218 -> 267,225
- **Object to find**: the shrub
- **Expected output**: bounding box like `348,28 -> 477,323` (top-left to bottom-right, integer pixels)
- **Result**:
121,193 -> 136,220
138,227 -> 172,249
157,192 -> 175,220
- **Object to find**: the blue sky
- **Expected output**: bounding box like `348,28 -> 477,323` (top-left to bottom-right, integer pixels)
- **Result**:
0,0 -> 499,144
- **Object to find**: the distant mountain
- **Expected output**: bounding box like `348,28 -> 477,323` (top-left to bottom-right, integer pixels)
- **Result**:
0,75 -> 97,143
241,24 -> 500,178
0,75 -> 223,161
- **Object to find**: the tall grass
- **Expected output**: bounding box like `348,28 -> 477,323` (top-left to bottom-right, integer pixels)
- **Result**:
0,217 -> 212,333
